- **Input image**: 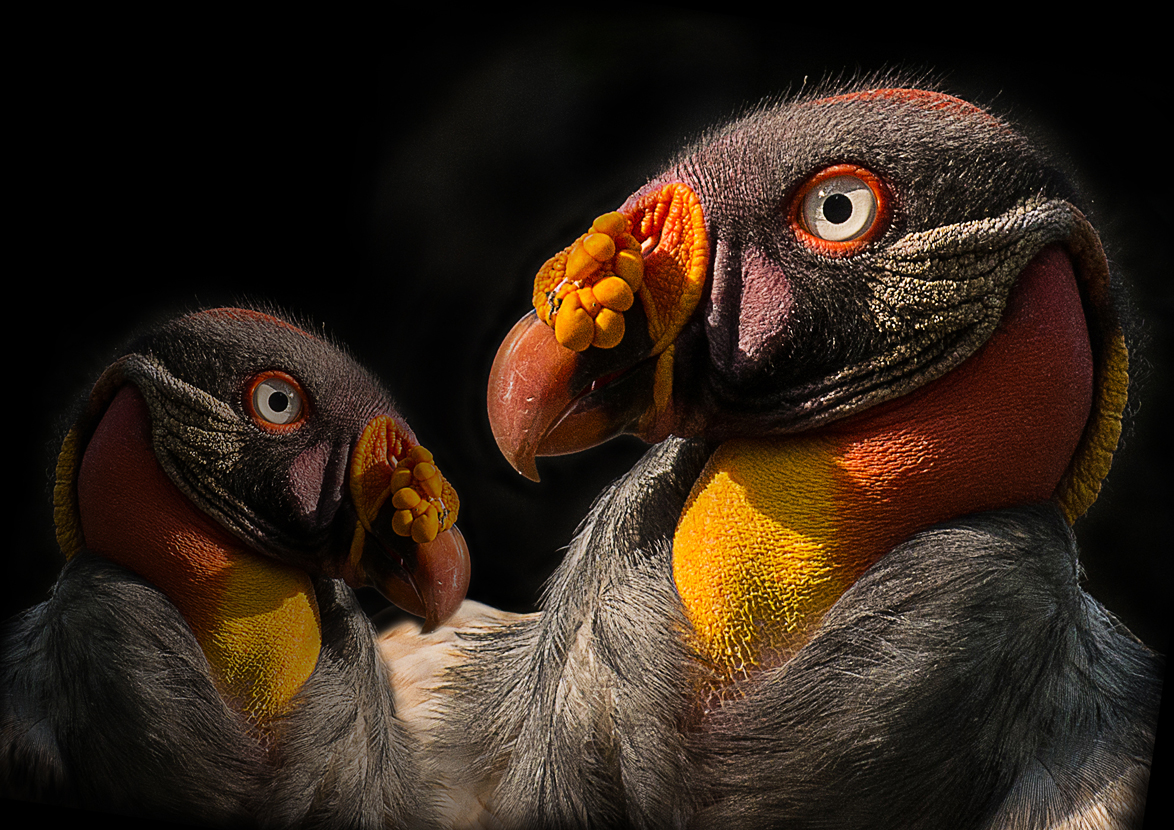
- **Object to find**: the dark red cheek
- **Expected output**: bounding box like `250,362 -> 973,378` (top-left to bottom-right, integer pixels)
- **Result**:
77,385 -> 237,610
832,242 -> 1094,531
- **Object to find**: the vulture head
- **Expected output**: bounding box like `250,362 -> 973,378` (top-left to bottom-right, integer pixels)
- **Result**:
53,306 -> 470,721
488,85 -> 1126,679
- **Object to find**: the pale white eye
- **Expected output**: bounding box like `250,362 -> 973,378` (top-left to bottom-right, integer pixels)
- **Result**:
801,175 -> 878,241
251,375 -> 305,425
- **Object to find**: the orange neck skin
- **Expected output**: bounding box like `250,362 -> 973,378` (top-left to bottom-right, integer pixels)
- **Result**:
76,386 -> 322,724
827,243 -> 1093,550
672,244 -> 1094,682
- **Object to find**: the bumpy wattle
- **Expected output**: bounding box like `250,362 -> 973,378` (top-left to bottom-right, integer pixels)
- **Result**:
672,245 -> 1094,682
76,385 -> 322,723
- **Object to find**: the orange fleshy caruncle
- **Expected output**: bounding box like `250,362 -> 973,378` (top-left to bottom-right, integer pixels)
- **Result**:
348,415 -> 459,552
347,415 -> 468,631
532,182 -> 709,359
533,211 -> 641,352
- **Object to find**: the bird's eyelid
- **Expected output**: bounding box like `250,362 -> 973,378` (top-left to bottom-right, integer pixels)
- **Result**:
245,369 -> 310,432
789,163 -> 891,256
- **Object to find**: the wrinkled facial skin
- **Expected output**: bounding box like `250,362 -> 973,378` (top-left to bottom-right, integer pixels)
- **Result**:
487,89 -> 1100,487
125,310 -> 394,576
648,92 -> 1075,442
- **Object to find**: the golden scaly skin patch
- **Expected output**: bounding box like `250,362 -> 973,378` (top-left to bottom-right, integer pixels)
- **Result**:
673,437 -> 875,688
53,425 -> 86,560
1050,222 -> 1130,526
202,556 -> 322,724
1056,328 -> 1128,525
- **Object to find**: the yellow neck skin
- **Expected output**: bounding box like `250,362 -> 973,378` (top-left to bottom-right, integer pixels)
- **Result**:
192,554 -> 322,725
673,436 -> 869,682
73,386 -> 322,725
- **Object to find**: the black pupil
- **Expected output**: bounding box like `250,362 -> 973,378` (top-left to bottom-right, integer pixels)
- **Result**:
268,391 -> 289,413
823,193 -> 853,224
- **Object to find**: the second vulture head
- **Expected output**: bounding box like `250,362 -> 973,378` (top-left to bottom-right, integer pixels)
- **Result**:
57,307 -> 471,641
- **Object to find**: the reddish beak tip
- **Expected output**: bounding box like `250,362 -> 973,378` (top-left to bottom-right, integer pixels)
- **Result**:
487,309 -> 664,476
513,454 -> 542,483
358,525 -> 471,629
417,525 -> 471,631
487,313 -> 575,482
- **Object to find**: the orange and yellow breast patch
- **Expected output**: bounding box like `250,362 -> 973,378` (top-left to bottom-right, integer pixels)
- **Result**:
673,244 -> 1096,685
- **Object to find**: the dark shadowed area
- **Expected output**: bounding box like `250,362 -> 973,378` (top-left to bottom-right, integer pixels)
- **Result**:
7,12 -> 1170,828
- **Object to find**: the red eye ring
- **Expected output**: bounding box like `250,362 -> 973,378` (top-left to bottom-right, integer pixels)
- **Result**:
245,370 -> 309,432
789,164 -> 891,257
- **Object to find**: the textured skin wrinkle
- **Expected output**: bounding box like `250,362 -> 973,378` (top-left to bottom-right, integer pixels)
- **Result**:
117,355 -> 256,542
686,197 -> 1101,441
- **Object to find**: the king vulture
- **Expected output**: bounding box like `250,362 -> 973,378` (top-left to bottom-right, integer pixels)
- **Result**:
383,82 -> 1164,829
2,307 -> 469,828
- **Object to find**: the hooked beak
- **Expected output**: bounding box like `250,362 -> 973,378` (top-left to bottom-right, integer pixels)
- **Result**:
347,416 -> 470,631
487,309 -> 660,481
356,515 -> 470,633
486,182 -> 709,481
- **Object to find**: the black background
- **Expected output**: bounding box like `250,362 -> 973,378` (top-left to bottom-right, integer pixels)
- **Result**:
6,10 -> 1171,827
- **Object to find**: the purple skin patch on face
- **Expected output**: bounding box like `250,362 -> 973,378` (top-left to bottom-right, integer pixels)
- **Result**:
287,440 -> 333,524
706,242 -> 794,384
